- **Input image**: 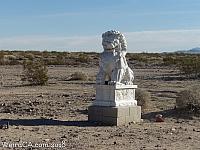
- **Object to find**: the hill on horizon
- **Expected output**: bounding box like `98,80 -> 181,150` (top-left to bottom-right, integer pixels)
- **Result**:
176,47 -> 200,54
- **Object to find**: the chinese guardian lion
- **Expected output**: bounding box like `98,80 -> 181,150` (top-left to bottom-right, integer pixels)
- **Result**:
96,30 -> 134,85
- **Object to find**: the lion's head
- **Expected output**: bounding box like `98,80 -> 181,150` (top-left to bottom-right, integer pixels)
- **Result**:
102,30 -> 127,51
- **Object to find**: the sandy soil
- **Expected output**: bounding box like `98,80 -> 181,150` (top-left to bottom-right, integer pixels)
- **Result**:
0,65 -> 200,150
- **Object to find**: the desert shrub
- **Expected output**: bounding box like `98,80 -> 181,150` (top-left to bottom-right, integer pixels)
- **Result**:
69,72 -> 88,81
45,54 -> 66,65
178,57 -> 200,78
135,88 -> 151,111
42,51 -> 50,58
128,53 -> 148,63
163,56 -> 177,66
77,53 -> 90,63
55,54 -> 66,65
176,86 -> 200,113
127,53 -> 164,67
162,54 -> 200,78
0,54 -> 21,65
0,52 -> 5,65
25,53 -> 35,60
0,74 -> 3,87
21,60 -> 48,85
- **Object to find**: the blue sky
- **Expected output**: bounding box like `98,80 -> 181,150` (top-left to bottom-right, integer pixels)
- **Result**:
0,0 -> 200,52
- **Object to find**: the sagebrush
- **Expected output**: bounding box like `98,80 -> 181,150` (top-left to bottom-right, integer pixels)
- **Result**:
22,60 -> 48,85
176,86 -> 200,113
135,88 -> 151,111
69,72 -> 88,81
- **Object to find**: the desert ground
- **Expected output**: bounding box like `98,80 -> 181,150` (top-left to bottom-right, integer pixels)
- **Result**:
0,60 -> 200,150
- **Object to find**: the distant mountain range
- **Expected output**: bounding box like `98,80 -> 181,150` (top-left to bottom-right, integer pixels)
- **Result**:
176,47 -> 200,54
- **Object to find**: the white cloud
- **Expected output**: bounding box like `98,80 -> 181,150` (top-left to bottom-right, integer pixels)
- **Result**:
0,29 -> 200,52
0,35 -> 101,52
125,29 -> 200,52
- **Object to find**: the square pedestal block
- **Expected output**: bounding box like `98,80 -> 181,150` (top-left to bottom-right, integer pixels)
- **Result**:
93,84 -> 138,107
88,106 -> 141,126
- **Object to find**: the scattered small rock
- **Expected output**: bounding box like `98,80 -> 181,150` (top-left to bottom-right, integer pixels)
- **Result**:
171,127 -> 176,132
1,103 -> 6,107
38,94 -> 44,98
0,125 -> 4,129
31,127 -> 39,132
193,128 -> 200,132
3,108 -> 12,113
0,122 -> 9,130
132,121 -> 136,124
44,139 -> 50,142
176,120 -> 183,123
12,102 -> 21,105
25,108 -> 33,112
61,135 -> 67,138
62,94 -> 70,97
32,101 -> 40,105
67,101 -> 71,104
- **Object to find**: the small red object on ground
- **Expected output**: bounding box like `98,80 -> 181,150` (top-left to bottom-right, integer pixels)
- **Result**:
155,114 -> 164,122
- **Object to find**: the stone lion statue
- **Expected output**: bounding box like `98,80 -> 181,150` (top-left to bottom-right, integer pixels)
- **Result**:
96,30 -> 134,85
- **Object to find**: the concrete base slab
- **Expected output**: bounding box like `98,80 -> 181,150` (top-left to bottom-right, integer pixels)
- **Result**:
88,106 -> 141,126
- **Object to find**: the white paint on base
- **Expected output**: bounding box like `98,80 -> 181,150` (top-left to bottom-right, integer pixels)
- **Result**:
92,84 -> 138,107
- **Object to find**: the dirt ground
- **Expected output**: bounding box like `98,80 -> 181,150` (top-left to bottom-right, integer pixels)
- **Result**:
0,65 -> 200,150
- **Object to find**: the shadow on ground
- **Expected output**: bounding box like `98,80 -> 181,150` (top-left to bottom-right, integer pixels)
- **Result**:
0,119 -> 100,127
142,108 -> 200,122
1,109 -> 199,127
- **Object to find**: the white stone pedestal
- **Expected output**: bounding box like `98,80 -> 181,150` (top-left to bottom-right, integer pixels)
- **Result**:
88,84 -> 141,126
93,84 -> 138,107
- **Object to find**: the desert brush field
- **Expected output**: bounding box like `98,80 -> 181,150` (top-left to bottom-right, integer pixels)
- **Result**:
0,51 -> 200,150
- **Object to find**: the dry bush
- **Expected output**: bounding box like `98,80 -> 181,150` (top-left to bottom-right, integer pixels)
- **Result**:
135,88 -> 151,111
69,72 -> 88,81
25,53 -> 35,60
176,86 -> 200,113
0,74 -> 3,87
77,53 -> 91,63
21,60 -> 48,85
178,58 -> 200,78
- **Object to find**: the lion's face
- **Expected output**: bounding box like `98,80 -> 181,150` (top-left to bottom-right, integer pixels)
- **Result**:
102,36 -> 120,51
102,30 -> 127,52
102,31 -> 122,51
